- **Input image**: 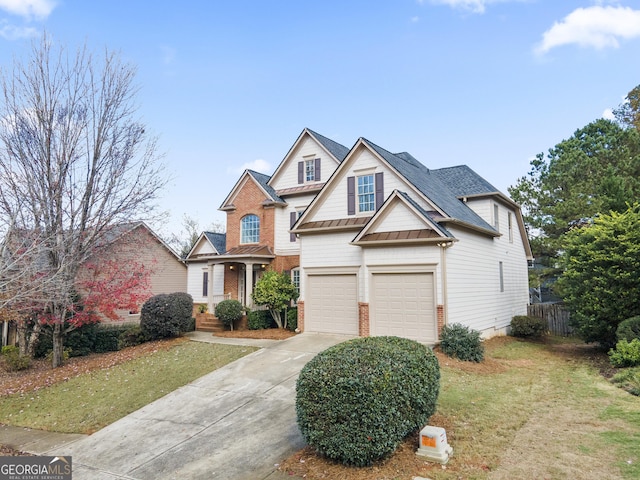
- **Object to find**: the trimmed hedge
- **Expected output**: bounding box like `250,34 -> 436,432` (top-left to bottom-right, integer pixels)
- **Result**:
510,315 -> 548,338
140,292 -> 194,340
247,310 -> 274,330
439,323 -> 484,362
296,336 -> 440,467
616,316 -> 640,342
35,323 -> 131,358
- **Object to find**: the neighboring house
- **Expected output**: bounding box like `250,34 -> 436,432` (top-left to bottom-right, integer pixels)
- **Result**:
202,128 -> 533,343
78,222 -> 188,322
184,231 -> 227,306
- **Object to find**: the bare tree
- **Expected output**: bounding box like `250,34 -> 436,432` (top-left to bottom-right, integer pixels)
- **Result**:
168,213 -> 225,258
0,34 -> 166,367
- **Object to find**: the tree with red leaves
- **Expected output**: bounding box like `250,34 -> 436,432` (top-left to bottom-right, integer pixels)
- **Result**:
0,35 -> 166,367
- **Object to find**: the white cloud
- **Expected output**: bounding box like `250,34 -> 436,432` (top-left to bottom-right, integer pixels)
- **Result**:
425,0 -> 514,14
227,158 -> 272,175
0,0 -> 56,19
0,20 -> 36,39
602,108 -> 615,120
535,6 -> 640,55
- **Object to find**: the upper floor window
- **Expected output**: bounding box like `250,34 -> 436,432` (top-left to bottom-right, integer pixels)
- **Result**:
358,174 -> 375,213
241,214 -> 260,244
508,212 -> 513,243
493,204 -> 500,230
347,172 -> 384,215
298,158 -> 321,184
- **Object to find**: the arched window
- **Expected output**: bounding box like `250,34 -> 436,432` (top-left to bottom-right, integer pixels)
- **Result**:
241,214 -> 260,244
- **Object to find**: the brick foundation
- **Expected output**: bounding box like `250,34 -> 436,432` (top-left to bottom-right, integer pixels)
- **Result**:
297,300 -> 305,332
358,302 -> 370,337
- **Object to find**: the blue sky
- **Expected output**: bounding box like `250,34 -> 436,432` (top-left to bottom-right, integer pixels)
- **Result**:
1,0 -> 640,239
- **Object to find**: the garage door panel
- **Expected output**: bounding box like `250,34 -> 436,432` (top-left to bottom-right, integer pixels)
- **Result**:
371,272 -> 436,343
306,274 -> 358,335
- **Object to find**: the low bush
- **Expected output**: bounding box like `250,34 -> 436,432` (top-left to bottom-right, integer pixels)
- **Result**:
296,336 -> 440,467
611,367 -> 640,396
510,315 -> 548,338
1,346 -> 31,371
93,325 -> 131,353
140,294 -> 186,340
118,325 -> 147,349
215,300 -> 244,331
616,316 -> 640,342
609,338 -> 640,368
287,307 -> 298,331
439,323 -> 484,362
247,310 -> 273,330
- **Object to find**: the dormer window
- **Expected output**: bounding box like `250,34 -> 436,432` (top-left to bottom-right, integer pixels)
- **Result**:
357,174 -> 375,213
347,171 -> 384,215
241,214 -> 260,244
298,158 -> 321,184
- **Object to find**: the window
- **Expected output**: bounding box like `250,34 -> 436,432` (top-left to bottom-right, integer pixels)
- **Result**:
348,172 -> 384,215
202,271 -> 208,297
357,174 -> 375,213
290,210 -> 303,242
291,268 -> 300,293
298,158 -> 320,184
493,204 -> 500,230
305,159 -> 315,181
508,212 -> 513,243
241,214 -> 260,243
499,261 -> 504,292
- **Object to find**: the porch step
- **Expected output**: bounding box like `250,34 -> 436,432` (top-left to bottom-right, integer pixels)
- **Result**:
195,314 -> 225,333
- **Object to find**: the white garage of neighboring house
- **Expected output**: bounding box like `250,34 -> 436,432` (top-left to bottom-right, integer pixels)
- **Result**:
293,137 -> 532,343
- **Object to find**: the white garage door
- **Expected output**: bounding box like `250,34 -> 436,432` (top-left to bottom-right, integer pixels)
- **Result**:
370,272 -> 436,343
305,274 -> 359,335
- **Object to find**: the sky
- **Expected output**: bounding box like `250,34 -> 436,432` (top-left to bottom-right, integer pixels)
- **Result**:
1,0 -> 639,240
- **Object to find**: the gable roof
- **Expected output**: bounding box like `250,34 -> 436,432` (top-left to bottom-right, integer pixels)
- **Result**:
97,222 -> 185,263
360,138 -> 498,235
204,232 -> 226,254
219,169 -> 284,211
268,128 -> 349,189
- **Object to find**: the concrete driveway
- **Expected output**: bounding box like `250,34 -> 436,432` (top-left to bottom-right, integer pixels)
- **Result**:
49,332 -> 352,480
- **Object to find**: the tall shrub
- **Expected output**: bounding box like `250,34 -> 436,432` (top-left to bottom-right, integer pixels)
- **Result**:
214,300 -> 243,331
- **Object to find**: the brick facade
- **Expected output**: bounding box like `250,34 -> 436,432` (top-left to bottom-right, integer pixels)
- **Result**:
358,302 -> 370,336
225,178 -> 276,251
297,300 -> 305,332
437,304 -> 445,338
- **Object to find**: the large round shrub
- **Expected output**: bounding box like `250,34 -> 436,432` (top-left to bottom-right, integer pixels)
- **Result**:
440,323 -> 484,362
616,316 -> 640,342
214,299 -> 243,330
296,336 -> 440,467
169,292 -> 194,332
140,293 -> 184,340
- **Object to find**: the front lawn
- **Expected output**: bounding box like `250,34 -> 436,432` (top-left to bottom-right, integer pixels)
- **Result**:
279,336 -> 640,479
0,339 -> 257,434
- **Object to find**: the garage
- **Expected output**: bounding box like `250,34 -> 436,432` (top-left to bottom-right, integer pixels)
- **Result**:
305,274 -> 359,335
370,272 -> 437,343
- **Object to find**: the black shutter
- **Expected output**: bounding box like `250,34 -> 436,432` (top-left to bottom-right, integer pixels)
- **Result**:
315,158 -> 321,181
290,211 -> 297,242
202,271 -> 208,297
375,172 -> 384,210
347,176 -> 356,215
298,161 -> 304,184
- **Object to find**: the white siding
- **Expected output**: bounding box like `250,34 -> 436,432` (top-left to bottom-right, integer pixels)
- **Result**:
187,262 -> 224,304
269,136 -> 339,191
274,193 -> 314,255
307,148 -> 408,222
445,222 -> 529,335
192,238 -> 216,256
373,201 -> 428,232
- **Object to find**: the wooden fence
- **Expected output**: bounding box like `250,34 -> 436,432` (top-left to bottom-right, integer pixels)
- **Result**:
527,303 -> 573,336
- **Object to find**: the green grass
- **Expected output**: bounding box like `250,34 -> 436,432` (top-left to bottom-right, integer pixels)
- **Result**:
430,337 -> 640,480
0,341 -> 257,434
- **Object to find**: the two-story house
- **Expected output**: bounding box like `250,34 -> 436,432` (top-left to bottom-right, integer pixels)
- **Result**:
195,128 -> 532,343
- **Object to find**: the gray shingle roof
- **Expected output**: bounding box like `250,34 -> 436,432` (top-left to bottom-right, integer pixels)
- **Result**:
430,165 -> 499,197
307,129 -> 350,162
204,232 -> 226,254
361,139 -> 496,234
247,170 -> 284,203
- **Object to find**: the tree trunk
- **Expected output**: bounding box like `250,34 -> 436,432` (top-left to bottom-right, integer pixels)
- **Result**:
52,322 -> 64,368
16,320 -> 28,356
271,309 -> 283,329
26,321 -> 41,359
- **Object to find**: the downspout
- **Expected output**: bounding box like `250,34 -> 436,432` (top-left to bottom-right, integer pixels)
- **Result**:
437,241 -> 454,328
